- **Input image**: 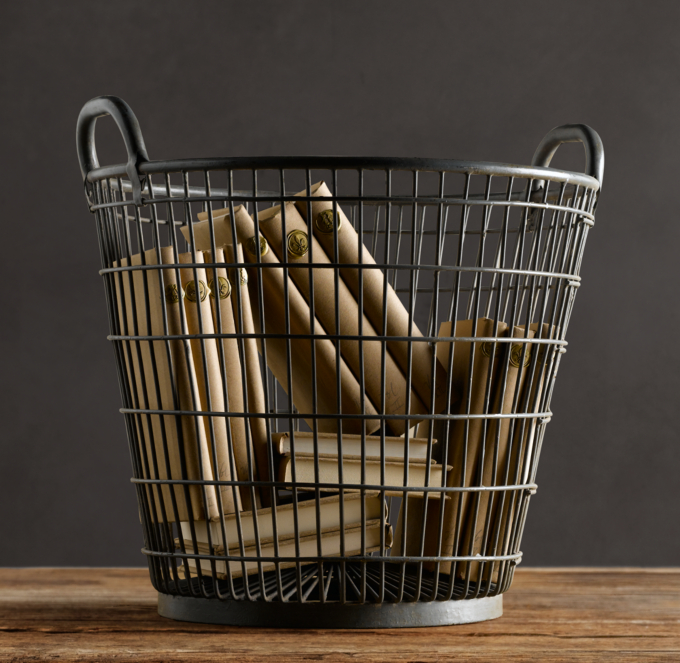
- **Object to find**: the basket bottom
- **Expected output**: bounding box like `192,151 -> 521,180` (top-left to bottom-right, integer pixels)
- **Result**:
158,591 -> 502,628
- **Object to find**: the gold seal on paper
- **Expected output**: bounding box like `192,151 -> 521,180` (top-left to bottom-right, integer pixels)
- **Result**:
239,268 -> 248,284
481,341 -> 495,358
245,235 -> 268,257
510,343 -> 531,368
185,280 -> 209,303
287,229 -> 309,258
209,276 -> 231,300
164,283 -> 181,305
315,208 -> 342,234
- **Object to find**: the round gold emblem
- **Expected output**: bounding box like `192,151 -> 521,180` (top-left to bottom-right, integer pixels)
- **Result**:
315,208 -> 342,234
245,235 -> 269,257
164,283 -> 180,305
287,229 -> 309,258
239,268 -> 248,284
510,343 -> 531,368
185,280 -> 209,303
209,276 -> 231,300
481,341 -> 494,358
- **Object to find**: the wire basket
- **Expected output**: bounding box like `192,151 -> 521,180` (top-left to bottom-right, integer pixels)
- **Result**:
77,96 -> 603,628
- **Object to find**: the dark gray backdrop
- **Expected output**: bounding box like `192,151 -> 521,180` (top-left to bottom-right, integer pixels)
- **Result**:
2,1 -> 678,567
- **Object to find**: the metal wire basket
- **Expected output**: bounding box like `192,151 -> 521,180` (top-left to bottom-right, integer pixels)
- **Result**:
77,95 -> 603,628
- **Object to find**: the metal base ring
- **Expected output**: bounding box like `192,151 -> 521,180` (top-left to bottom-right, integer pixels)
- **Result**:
157,593 -> 503,628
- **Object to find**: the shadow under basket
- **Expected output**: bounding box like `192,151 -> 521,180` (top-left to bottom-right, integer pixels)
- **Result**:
77,95 -> 603,627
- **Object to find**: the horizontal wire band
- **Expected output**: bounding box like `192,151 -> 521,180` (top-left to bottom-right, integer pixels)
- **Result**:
142,549 -> 524,563
89,196 -> 594,224
109,332 -> 566,345
120,407 -> 553,421
131,477 -> 538,493
101,261 -> 582,281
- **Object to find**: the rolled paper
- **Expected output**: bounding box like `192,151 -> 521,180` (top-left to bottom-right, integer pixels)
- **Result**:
225,243 -> 273,507
257,202 -> 428,436
460,324 -> 535,584
489,323 -> 556,582
422,318 -> 508,576
113,247 -> 221,522
294,181 -> 453,417
179,250 -> 247,512
184,212 -> 272,505
188,206 -> 381,435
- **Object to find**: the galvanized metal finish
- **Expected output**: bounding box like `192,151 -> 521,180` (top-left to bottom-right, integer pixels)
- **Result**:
77,95 -> 603,628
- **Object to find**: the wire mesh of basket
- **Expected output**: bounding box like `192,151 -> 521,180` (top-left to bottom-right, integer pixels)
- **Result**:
77,96 -> 603,627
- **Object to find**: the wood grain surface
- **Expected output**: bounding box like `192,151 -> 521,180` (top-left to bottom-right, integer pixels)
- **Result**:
1,567 -> 678,661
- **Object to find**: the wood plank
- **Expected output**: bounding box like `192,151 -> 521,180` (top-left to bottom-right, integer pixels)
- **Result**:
1,568 -> 679,661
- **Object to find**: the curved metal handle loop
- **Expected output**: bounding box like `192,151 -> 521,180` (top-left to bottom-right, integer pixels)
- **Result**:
531,124 -> 604,192
76,96 -> 149,206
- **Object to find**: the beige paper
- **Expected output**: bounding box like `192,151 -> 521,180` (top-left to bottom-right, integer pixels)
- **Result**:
178,251 -> 244,513
272,430 -> 433,462
187,206 -> 382,435
489,323 -> 557,570
184,521 -> 390,578
295,181 -> 452,416
181,493 -> 384,551
114,247 -> 219,522
257,202 -> 428,435
226,243 -> 272,507
422,318 -> 508,575
111,266 -> 154,520
460,324 -> 535,583
279,454 -> 447,498
184,213 -> 274,506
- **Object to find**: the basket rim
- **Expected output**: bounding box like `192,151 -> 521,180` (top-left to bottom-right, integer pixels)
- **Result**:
85,155 -> 600,192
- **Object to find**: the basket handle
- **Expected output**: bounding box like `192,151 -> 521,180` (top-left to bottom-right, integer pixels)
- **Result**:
531,124 -> 604,191
76,95 -> 149,205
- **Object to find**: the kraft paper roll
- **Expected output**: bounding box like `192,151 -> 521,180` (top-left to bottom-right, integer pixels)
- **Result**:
294,182 -> 452,417
114,247 -> 221,522
178,250 -> 245,512
257,202 -> 428,436
224,243 -> 273,507
422,318 -> 508,576
188,206 -> 381,435
460,324 -> 534,584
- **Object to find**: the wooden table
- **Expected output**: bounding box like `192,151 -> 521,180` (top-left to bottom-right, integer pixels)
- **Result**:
1,568 -> 678,661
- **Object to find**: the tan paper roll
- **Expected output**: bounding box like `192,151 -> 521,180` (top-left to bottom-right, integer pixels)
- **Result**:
114,247 -> 220,522
460,324 -> 535,583
178,251 -> 245,513
224,244 -> 271,507
489,323 -> 557,573
184,213 -> 272,505
422,317 -> 508,575
111,265 -> 157,522
204,249 -> 260,509
257,202 -> 428,436
294,182 -> 452,416
188,206 -> 381,435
